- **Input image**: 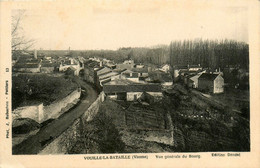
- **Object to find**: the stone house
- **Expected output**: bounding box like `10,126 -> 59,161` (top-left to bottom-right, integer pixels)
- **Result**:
83,60 -> 100,83
198,73 -> 224,93
103,80 -> 163,101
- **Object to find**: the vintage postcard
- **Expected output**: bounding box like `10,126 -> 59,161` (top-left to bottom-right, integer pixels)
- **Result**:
0,0 -> 259,167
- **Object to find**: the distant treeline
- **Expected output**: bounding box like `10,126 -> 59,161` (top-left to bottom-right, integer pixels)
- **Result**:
169,39 -> 249,70
79,39 -> 248,70
78,45 -> 170,65
33,39 -> 248,70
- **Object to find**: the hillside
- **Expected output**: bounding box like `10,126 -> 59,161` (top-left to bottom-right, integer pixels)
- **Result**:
165,84 -> 250,152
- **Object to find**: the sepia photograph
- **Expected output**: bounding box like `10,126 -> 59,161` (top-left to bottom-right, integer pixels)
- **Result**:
1,0 -> 260,167
1,1 -> 259,167
9,1 -> 251,156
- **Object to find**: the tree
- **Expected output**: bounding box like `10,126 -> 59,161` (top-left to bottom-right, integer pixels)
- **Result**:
77,111 -> 125,153
12,10 -> 34,53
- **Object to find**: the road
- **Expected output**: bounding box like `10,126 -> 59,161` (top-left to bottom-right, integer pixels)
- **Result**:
12,80 -> 98,154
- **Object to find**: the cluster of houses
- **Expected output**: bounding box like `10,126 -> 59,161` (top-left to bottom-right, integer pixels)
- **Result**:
13,50 -> 228,100
173,65 -> 224,94
12,50 -> 84,76
83,58 -> 173,101
83,57 -> 228,101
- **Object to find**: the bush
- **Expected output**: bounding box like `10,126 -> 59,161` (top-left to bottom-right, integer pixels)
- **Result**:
80,110 -> 125,153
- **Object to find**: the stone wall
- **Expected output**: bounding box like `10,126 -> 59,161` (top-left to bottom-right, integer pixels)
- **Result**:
39,92 -> 105,154
41,89 -> 81,123
12,89 -> 81,124
142,112 -> 174,146
13,103 -> 43,123
39,118 -> 81,154
81,92 -> 105,122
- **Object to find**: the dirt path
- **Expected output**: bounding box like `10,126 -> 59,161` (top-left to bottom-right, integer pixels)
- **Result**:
12,81 -> 98,154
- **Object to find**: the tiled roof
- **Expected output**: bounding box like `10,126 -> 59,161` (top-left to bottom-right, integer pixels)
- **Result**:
96,67 -> 112,76
198,73 -> 219,81
98,72 -> 118,80
121,69 -> 133,74
113,68 -> 127,74
103,83 -> 162,93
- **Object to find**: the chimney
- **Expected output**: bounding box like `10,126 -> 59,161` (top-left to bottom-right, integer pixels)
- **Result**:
100,61 -> 103,67
34,50 -> 37,59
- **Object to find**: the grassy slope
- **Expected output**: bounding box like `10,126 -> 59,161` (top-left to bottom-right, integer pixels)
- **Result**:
167,84 -> 250,152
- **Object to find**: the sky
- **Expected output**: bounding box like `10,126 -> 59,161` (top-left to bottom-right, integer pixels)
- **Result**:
14,0 -> 249,50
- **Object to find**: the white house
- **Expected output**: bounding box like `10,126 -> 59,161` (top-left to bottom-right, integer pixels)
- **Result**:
159,64 -> 171,73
